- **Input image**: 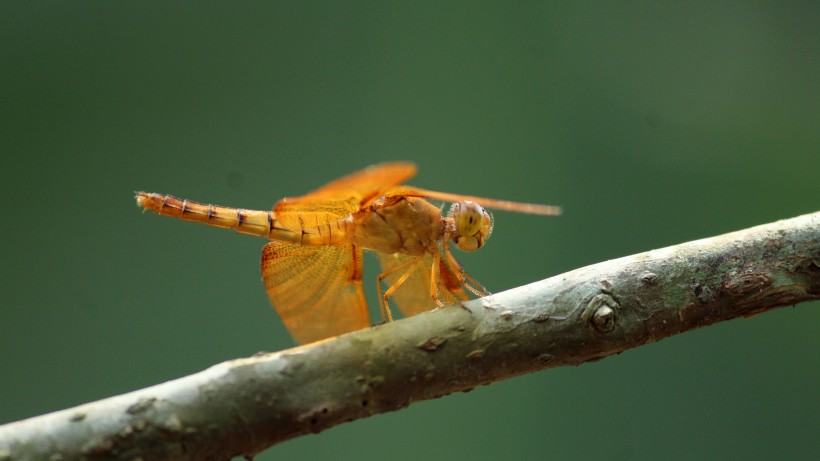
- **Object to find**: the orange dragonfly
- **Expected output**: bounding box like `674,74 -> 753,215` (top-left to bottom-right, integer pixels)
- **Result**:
136,162 -> 560,344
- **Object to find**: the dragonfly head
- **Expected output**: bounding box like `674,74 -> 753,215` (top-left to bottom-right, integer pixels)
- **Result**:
449,201 -> 494,252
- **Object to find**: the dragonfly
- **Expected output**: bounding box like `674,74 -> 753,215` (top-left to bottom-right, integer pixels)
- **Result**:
136,162 -> 560,344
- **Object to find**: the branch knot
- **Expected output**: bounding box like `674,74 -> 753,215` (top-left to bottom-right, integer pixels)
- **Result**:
581,293 -> 620,333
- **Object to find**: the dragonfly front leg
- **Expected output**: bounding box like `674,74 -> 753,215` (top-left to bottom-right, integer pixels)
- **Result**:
429,250 -> 446,308
441,241 -> 491,298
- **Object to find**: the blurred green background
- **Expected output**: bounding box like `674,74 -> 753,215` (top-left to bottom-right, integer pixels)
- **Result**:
2,2 -> 818,460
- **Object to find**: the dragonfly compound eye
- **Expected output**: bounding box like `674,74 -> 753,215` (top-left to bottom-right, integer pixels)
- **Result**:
451,201 -> 494,252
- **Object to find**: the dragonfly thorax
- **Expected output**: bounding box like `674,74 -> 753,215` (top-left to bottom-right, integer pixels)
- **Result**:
350,196 -> 445,256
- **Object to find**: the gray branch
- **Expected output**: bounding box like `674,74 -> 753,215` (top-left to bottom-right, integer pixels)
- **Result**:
1,212 -> 818,461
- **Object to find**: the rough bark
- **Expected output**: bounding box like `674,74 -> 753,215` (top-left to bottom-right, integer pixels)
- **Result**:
1,212 -> 818,461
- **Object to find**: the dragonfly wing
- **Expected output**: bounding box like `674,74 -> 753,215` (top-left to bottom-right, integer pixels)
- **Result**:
261,241 -> 369,344
298,162 -> 417,203
274,162 -> 418,230
383,185 -> 561,216
376,252 -> 469,318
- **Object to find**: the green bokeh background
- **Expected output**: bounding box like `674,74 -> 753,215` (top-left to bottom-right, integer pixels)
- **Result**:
2,2 -> 818,460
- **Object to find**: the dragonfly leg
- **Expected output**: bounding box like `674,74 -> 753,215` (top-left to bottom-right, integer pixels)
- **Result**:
376,255 -> 423,322
442,241 -> 491,298
429,250 -> 446,308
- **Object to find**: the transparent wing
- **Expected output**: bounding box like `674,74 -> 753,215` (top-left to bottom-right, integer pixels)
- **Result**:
377,251 -> 469,318
274,162 -> 417,230
261,241 -> 369,344
383,185 -> 561,216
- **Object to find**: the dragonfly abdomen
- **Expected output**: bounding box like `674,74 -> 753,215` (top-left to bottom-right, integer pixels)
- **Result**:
135,192 -> 354,246
135,192 -> 298,242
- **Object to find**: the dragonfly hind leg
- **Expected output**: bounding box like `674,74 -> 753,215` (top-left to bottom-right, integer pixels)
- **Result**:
376,255 -> 424,323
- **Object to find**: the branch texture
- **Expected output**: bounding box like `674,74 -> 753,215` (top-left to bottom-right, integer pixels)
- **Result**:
1,212 -> 818,461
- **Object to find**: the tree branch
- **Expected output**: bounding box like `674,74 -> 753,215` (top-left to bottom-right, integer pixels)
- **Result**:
1,212 -> 818,461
